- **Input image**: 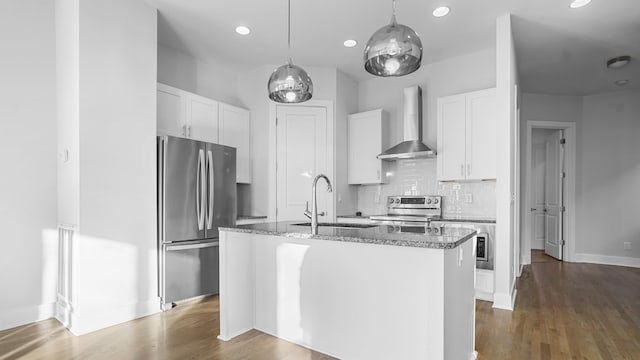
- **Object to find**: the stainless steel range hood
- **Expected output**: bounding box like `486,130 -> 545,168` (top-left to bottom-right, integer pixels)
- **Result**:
377,86 -> 436,161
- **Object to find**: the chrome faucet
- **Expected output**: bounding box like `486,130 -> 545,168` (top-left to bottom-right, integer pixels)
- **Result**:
303,174 -> 333,234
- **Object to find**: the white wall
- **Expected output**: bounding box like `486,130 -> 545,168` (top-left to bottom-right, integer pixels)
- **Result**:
494,14 -> 518,311
56,0 -> 159,335
157,44 -> 244,106
520,94 -> 583,123
335,70 -> 359,216
577,91 -> 640,263
0,0 -> 58,331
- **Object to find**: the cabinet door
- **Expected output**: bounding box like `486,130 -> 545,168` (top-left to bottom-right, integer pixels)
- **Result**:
219,103 -> 251,183
465,89 -> 496,180
348,109 -> 388,184
188,94 -> 219,143
437,95 -> 467,181
157,83 -> 186,137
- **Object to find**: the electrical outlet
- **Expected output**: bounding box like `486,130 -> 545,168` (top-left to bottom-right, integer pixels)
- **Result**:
465,193 -> 473,203
624,242 -> 632,250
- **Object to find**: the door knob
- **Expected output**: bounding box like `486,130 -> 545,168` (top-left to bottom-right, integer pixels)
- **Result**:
530,208 -> 536,211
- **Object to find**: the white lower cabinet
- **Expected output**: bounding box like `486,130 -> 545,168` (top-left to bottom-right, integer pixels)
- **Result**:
348,109 -> 389,184
219,103 -> 251,184
437,88 -> 497,181
475,269 -> 494,302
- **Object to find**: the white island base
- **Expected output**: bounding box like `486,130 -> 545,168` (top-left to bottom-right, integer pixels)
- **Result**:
219,230 -> 476,360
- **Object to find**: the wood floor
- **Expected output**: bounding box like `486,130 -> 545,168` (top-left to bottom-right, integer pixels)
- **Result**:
476,250 -> 640,359
1,252 -> 638,359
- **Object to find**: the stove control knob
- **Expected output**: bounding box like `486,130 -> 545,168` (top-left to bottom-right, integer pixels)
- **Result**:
434,198 -> 439,204
395,198 -> 400,204
389,198 -> 395,204
427,198 -> 432,204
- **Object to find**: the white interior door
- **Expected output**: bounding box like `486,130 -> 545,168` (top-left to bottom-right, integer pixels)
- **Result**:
544,131 -> 564,260
276,106 -> 329,222
531,143 -> 546,250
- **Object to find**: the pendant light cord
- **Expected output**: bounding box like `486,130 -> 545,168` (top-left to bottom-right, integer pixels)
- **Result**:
288,0 -> 291,61
288,0 -> 291,50
390,0 -> 397,25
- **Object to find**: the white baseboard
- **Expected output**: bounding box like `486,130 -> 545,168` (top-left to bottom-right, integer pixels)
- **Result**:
518,263 -> 524,277
492,280 -> 517,311
0,302 -> 56,332
574,253 -> 640,268
56,298 -> 161,336
475,290 -> 494,302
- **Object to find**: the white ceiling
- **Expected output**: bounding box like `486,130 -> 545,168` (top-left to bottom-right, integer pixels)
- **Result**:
148,0 -> 640,95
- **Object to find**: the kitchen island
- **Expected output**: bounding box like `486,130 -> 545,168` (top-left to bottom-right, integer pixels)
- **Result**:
218,222 -> 477,360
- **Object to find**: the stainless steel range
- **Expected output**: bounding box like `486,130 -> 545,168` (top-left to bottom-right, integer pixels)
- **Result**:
370,195 -> 494,270
370,195 -> 442,224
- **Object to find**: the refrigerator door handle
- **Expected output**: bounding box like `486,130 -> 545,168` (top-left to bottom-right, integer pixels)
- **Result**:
165,241 -> 219,251
196,149 -> 205,230
206,150 -> 214,229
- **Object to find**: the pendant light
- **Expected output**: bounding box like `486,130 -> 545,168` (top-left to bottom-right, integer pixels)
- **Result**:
364,0 -> 423,77
267,0 -> 313,103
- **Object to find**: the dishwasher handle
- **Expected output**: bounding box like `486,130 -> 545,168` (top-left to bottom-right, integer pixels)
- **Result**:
165,241 -> 219,251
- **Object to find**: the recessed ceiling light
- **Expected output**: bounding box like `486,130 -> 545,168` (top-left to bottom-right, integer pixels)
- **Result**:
614,79 -> 629,86
606,55 -> 631,69
432,6 -> 450,17
235,26 -> 251,35
569,0 -> 591,8
343,39 -> 357,48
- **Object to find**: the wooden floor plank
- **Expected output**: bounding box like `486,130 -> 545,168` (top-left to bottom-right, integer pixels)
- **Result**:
1,250 -> 639,359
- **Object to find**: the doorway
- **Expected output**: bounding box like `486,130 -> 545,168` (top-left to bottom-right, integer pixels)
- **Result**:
522,121 -> 576,265
268,101 -> 335,222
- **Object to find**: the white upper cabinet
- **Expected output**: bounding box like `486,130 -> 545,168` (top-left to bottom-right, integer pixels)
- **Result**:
157,83 -> 219,143
437,95 -> 467,181
157,84 -> 186,137
348,109 -> 389,184
437,88 -> 496,181
187,93 -> 219,143
219,103 -> 251,184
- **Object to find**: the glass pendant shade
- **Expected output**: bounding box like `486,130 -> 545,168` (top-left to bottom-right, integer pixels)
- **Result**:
266,0 -> 313,103
364,2 -> 423,77
268,59 -> 313,103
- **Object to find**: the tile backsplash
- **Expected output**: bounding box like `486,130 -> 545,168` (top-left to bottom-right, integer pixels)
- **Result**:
356,159 -> 496,218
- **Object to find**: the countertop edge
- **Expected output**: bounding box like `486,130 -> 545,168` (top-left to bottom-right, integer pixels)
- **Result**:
335,215 -> 496,224
219,225 -> 476,250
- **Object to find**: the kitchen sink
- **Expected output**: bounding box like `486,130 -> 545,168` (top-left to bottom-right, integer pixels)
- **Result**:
292,222 -> 378,229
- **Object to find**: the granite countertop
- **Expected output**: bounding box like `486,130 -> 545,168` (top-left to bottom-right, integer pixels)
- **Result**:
237,215 -> 268,221
220,221 -> 476,250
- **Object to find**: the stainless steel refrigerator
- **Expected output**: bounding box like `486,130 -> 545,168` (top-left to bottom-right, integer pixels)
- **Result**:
157,135 -> 236,309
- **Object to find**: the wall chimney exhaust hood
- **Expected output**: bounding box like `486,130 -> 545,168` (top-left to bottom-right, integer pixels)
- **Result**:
377,86 -> 436,161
